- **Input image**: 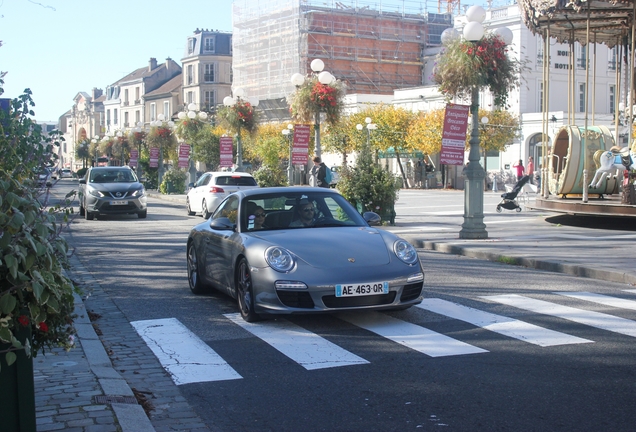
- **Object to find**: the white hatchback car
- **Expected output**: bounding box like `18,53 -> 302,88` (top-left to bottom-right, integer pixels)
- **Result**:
186,172 -> 259,218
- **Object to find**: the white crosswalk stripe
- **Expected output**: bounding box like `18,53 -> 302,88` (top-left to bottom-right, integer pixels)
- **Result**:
224,313 -> 369,370
337,311 -> 487,357
482,294 -> 636,338
135,293 -> 636,384
557,292 -> 636,311
131,318 -> 242,385
416,298 -> 592,347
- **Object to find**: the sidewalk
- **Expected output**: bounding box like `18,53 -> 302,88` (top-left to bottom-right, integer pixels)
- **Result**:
33,190 -> 635,431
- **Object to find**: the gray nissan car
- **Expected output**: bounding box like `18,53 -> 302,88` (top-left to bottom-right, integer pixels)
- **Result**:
78,166 -> 147,220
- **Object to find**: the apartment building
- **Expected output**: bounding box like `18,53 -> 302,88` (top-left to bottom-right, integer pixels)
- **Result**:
103,57 -> 181,134
181,29 -> 233,112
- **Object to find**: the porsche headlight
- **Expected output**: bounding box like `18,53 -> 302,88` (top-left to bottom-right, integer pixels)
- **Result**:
265,246 -> 295,272
394,240 -> 418,265
88,187 -> 104,198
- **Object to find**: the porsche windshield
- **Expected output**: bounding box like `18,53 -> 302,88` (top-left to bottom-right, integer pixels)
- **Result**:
240,192 -> 367,231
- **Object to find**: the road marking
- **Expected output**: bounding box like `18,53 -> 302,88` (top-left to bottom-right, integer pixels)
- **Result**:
224,313 -> 369,370
337,311 -> 487,357
557,292 -> 636,311
482,294 -> 636,338
417,298 -> 591,347
131,318 -> 242,385
624,289 -> 636,294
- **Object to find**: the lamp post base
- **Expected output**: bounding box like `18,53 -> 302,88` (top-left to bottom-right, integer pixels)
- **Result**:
459,166 -> 488,239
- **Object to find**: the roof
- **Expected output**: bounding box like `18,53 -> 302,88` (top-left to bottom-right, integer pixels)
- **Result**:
145,74 -> 182,98
518,0 -> 635,47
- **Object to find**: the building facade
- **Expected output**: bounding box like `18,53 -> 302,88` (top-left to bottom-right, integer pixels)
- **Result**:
181,29 -> 233,114
390,3 -> 620,187
231,0 -> 451,102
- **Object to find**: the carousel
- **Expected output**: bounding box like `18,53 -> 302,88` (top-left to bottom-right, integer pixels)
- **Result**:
519,0 -> 636,216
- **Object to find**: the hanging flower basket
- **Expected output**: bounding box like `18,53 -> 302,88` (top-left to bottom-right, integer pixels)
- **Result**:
288,75 -> 346,126
217,100 -> 258,134
432,33 -> 524,108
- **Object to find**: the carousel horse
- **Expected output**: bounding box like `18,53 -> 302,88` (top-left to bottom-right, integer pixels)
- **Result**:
589,144 -> 636,189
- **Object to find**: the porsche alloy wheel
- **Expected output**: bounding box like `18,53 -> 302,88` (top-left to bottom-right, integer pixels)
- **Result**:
236,258 -> 259,322
187,243 -> 208,294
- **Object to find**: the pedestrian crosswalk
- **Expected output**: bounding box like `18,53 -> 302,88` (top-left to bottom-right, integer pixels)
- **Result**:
132,291 -> 636,385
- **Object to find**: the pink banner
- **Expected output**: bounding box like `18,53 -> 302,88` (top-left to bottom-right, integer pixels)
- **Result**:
178,144 -> 190,168
129,149 -> 138,167
292,124 -> 310,165
149,147 -> 159,168
440,104 -> 469,166
219,136 -> 234,168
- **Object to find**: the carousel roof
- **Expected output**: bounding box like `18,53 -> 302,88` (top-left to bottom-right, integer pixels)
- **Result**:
518,0 -> 635,47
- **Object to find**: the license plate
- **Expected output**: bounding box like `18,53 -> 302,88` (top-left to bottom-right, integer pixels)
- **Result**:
335,282 -> 389,297
110,200 -> 128,206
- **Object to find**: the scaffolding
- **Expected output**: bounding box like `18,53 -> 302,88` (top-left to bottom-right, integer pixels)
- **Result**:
232,0 -> 452,102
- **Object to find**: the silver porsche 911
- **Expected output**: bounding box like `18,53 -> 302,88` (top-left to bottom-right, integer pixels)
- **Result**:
186,187 -> 424,322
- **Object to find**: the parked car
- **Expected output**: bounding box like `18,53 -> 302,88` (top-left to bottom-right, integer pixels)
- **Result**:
36,167 -> 53,187
186,187 -> 424,322
78,166 -> 147,220
329,166 -> 341,187
186,171 -> 259,218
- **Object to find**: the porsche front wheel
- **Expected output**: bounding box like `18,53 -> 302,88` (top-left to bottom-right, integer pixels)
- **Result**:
236,258 -> 259,322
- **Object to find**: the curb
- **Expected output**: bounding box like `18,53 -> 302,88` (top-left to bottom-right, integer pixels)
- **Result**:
408,238 -> 636,286
69,254 -> 156,432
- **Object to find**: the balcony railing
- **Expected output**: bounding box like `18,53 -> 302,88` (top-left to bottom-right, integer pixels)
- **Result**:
123,101 -> 129,106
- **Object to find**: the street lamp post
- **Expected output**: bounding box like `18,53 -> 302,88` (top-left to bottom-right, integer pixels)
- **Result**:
282,123 -> 294,185
459,5 -> 496,240
178,103 -> 209,183
150,114 -> 176,186
223,88 -> 259,172
356,117 -> 377,154
290,59 -> 335,158
133,122 -> 144,179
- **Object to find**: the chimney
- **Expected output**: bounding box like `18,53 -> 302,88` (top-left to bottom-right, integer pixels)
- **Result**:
149,57 -> 157,71
92,87 -> 103,100
165,58 -> 172,74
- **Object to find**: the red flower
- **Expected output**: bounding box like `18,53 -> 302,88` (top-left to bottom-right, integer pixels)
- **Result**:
18,315 -> 29,327
38,322 -> 49,332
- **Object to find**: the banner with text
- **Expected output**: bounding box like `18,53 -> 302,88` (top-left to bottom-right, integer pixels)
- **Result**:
178,144 -> 191,168
129,149 -> 138,167
149,147 -> 159,168
440,104 -> 470,165
292,124 -> 311,165
219,136 -> 234,168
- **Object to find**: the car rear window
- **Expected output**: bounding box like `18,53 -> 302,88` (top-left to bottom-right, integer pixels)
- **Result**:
215,176 -> 257,186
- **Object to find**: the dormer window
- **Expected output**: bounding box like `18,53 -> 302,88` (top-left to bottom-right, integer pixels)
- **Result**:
204,37 -> 215,53
188,38 -> 196,55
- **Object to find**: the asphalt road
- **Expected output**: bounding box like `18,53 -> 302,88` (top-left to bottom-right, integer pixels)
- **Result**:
51,180 -> 636,431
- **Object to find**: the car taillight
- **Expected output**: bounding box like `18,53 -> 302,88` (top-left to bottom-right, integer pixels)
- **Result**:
209,187 -> 225,193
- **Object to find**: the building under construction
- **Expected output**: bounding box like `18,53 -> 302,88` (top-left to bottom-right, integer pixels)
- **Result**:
232,0 -> 452,104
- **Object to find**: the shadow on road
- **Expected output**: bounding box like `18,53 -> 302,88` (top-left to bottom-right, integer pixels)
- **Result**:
545,215 -> 636,231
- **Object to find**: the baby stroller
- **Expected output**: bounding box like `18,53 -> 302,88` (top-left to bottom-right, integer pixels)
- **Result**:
496,175 -> 530,213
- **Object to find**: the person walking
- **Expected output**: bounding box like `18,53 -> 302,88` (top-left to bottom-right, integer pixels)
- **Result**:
311,156 -> 329,188
527,156 -> 535,184
513,159 -> 525,181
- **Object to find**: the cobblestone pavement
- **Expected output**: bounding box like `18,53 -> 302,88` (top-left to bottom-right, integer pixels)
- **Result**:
34,253 -> 209,432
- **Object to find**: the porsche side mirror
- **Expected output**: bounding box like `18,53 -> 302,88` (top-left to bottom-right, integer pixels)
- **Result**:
209,217 -> 236,231
363,211 -> 381,226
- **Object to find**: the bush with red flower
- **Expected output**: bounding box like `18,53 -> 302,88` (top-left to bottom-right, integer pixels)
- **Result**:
0,83 -> 77,367
288,75 -> 346,126
432,32 -> 524,107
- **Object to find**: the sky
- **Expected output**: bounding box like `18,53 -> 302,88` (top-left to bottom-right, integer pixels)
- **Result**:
0,0 -> 234,122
